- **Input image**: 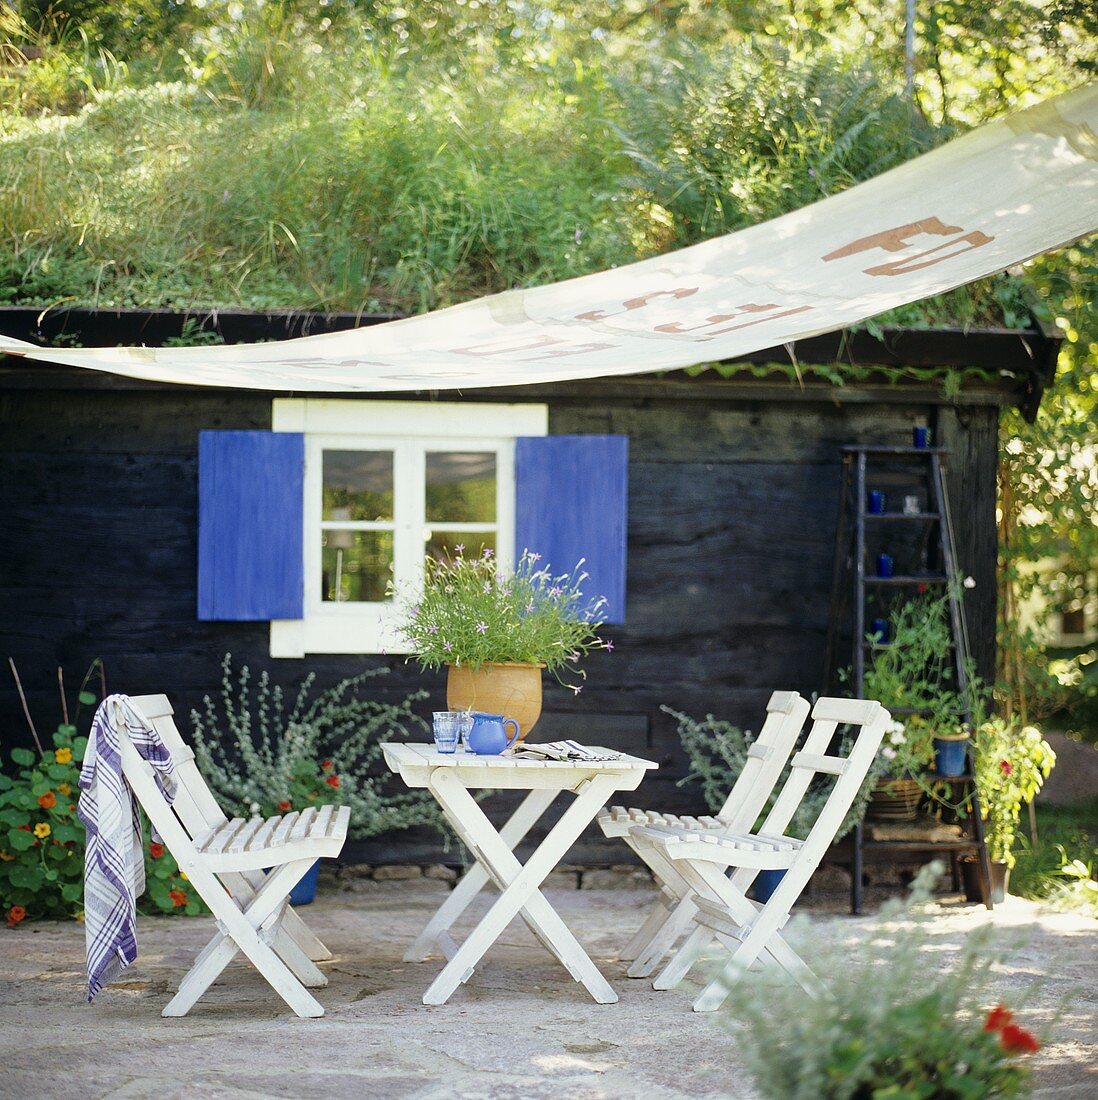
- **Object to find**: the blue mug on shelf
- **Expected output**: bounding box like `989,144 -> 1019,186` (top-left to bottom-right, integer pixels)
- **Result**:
867,490 -> 886,514
876,553 -> 894,578
467,712 -> 521,755
913,425 -> 931,449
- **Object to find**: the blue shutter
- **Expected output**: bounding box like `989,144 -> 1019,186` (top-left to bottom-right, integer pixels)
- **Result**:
515,435 -> 628,624
198,431 -> 305,621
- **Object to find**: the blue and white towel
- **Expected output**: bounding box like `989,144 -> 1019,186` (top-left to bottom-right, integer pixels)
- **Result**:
77,694 -> 176,1002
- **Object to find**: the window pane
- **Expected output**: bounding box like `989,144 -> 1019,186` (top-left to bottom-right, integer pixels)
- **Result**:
427,530 -> 497,563
322,531 -> 393,602
426,452 -> 496,523
323,450 -> 394,521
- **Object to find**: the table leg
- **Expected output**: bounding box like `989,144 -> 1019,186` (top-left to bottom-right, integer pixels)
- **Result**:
422,770 -> 621,1006
403,787 -> 558,962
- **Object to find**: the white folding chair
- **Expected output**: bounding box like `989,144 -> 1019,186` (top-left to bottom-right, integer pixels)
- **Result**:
632,697 -> 889,1012
123,695 -> 350,1017
597,691 -> 810,978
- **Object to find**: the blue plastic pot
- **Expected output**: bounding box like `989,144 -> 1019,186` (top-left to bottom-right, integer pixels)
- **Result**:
753,869 -> 787,903
933,738 -> 969,777
289,861 -> 320,906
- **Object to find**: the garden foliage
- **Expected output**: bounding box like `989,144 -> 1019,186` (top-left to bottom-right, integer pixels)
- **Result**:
723,864 -> 1043,1099
190,655 -> 443,840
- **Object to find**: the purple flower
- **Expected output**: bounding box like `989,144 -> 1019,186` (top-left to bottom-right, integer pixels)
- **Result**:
483,582 -> 492,594
572,685 -> 583,695
549,586 -> 562,597
525,602 -> 536,613
605,640 -> 614,652
454,543 -> 465,554
428,624 -> 439,635
482,547 -> 494,558
808,168 -> 816,177
443,640 -> 453,652
569,650 -> 580,662
475,621 -> 488,634
529,552 -> 541,562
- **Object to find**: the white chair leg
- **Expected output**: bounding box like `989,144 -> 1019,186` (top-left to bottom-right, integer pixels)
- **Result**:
619,896 -> 674,962
626,896 -> 697,978
652,923 -> 713,990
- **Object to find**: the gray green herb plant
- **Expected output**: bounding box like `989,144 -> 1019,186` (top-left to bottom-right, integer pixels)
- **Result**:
190,654 -> 442,841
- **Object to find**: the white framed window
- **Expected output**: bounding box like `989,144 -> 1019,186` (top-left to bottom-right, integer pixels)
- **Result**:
269,399 -> 548,656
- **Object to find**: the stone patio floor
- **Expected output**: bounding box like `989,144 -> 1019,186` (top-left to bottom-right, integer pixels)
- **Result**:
1,878 -> 1094,1099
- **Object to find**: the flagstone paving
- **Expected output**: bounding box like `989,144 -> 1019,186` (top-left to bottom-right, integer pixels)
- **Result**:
1,879 -> 1094,1099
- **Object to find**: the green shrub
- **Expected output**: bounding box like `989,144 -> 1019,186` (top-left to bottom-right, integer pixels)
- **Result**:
723,865 -> 1043,1099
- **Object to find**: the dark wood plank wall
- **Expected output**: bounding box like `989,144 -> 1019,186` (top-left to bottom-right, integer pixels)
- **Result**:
0,385 -> 999,863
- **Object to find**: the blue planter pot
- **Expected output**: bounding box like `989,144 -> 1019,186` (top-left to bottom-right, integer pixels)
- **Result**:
753,869 -> 787,903
289,861 -> 320,906
933,738 -> 969,777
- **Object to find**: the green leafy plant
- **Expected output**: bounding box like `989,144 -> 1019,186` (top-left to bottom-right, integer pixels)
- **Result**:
1,661 -> 203,923
974,718 -> 1056,867
393,549 -> 610,689
664,707 -> 871,842
722,864 -> 1043,1099
190,655 -> 442,840
875,714 -> 937,781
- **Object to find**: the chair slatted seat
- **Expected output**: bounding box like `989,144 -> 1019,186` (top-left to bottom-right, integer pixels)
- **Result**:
596,691 -> 811,977
123,695 -> 351,1018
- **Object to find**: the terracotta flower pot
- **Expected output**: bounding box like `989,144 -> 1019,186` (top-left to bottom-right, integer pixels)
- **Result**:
867,777 -> 922,821
446,662 -> 544,742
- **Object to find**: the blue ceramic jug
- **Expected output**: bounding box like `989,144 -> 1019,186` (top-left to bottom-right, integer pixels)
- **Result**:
467,712 -> 520,755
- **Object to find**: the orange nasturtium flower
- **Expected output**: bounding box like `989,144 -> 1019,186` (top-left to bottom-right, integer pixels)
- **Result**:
148,843 -> 164,859
33,823 -> 51,839
325,775 -> 340,789
6,905 -> 26,928
168,889 -> 187,908
37,791 -> 57,810
54,747 -> 73,765
278,800 -> 291,811
0,850 -> 13,862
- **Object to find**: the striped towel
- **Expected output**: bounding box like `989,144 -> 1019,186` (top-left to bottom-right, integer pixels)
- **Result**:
77,694 -> 176,1002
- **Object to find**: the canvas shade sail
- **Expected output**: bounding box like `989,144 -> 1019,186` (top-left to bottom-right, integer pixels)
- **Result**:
2,85 -> 1096,392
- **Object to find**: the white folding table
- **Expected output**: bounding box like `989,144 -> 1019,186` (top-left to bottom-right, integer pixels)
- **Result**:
382,743 -> 658,1005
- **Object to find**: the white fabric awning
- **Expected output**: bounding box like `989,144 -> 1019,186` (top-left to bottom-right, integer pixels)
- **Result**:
3,84 -> 1096,392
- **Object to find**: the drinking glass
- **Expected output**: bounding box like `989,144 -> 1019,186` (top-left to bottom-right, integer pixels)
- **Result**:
432,711 -> 461,754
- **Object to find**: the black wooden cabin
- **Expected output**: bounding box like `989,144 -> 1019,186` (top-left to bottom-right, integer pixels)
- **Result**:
0,307 -> 1058,863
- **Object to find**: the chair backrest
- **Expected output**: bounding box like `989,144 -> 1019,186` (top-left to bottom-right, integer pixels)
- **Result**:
759,696 -> 889,871
129,694 -> 229,839
716,691 -> 811,829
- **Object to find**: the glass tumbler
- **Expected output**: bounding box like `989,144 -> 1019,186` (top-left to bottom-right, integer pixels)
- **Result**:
432,711 -> 461,754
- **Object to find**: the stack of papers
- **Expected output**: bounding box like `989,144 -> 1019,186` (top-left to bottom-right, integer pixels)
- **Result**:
505,740 -> 623,762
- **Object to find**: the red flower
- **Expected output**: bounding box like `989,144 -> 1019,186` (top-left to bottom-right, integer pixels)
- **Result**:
321,759 -> 334,772
325,775 -> 340,789
168,889 -> 187,908
6,905 -> 26,928
17,824 -> 31,832
149,843 -> 164,859
985,1004 -> 1014,1032
1000,759 -> 1013,776
37,791 -> 57,810
1000,1024 -> 1040,1054
916,583 -> 928,594
278,800 -> 291,811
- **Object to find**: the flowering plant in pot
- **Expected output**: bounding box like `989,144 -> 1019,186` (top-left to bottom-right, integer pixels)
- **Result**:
394,548 -> 611,740
972,717 -> 1055,900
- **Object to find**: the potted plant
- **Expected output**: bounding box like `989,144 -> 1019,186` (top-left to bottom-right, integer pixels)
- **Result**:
190,656 -> 442,903
933,720 -> 972,777
868,716 -> 936,820
394,548 -> 611,741
971,717 -> 1056,902
854,591 -> 980,819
